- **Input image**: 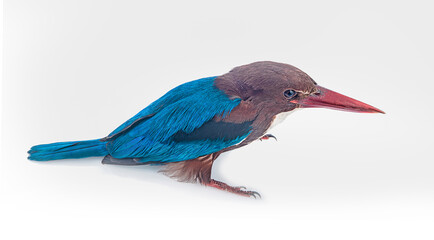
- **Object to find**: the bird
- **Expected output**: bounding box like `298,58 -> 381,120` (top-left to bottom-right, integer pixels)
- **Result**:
28,61 -> 384,198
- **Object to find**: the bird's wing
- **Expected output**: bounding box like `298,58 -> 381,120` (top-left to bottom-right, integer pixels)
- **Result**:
105,77 -> 257,163
107,77 -> 222,138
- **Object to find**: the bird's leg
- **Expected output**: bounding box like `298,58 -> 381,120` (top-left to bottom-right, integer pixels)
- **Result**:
259,134 -> 277,141
204,179 -> 261,199
160,152 -> 261,198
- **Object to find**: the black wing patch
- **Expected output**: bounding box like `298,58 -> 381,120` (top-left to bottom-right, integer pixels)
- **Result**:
172,120 -> 253,142
102,155 -> 164,166
102,155 -> 145,165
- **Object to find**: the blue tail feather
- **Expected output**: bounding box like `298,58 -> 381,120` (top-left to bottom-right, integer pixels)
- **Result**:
28,139 -> 108,161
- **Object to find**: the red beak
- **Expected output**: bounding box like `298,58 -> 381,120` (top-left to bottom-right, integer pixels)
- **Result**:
295,86 -> 385,114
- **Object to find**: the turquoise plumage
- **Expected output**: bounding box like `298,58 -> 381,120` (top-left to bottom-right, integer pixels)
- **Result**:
28,77 -> 250,163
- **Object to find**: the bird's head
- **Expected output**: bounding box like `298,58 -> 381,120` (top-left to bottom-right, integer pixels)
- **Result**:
215,61 -> 384,115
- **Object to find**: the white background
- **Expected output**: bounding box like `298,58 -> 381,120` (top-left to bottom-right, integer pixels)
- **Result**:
2,0 -> 434,239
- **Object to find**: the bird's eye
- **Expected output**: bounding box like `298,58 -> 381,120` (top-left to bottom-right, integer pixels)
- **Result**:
284,89 -> 297,99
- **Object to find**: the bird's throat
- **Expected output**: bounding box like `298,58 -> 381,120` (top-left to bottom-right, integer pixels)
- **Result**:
268,109 -> 298,131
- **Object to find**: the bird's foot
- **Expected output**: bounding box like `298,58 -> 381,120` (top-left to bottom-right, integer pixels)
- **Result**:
259,134 -> 277,141
205,179 -> 261,199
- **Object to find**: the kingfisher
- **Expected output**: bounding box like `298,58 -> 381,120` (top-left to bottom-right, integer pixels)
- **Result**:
28,61 -> 384,198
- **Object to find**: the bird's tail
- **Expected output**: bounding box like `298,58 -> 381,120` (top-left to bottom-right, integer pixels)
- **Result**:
28,139 -> 107,161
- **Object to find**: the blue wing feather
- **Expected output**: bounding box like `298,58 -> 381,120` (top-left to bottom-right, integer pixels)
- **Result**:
108,77 -> 222,137
105,77 -> 249,163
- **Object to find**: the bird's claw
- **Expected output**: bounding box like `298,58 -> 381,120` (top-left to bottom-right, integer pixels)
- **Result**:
205,180 -> 261,199
246,191 -> 261,199
235,186 -> 261,198
259,134 -> 277,141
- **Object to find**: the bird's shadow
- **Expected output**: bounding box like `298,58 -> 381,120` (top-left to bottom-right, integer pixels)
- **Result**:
29,154 -> 260,201
30,156 -> 165,183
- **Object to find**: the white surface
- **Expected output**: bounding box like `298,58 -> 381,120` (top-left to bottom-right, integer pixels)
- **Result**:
2,0 -> 434,239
